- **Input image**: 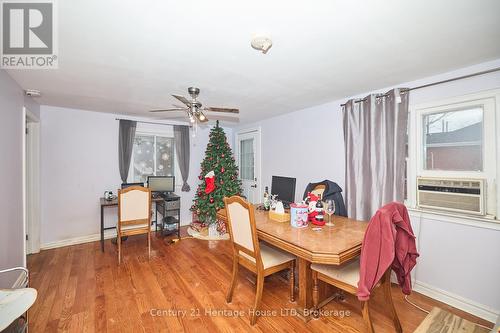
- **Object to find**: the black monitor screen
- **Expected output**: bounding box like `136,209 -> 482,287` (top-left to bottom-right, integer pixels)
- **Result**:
148,176 -> 175,192
271,176 -> 296,204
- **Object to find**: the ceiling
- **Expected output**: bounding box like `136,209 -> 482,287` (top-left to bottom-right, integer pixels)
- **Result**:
7,0 -> 500,125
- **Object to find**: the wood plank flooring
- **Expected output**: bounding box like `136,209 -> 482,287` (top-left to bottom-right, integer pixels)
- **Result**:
27,228 -> 493,332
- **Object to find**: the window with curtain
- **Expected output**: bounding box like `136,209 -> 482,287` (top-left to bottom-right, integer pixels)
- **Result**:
131,133 -> 175,183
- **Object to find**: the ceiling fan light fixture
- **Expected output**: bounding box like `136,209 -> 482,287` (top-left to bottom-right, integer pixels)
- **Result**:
197,112 -> 206,122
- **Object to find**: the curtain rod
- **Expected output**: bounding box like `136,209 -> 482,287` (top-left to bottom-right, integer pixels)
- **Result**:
115,118 -> 187,126
340,66 -> 500,107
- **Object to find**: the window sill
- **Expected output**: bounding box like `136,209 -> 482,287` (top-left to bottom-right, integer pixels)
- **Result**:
407,206 -> 500,231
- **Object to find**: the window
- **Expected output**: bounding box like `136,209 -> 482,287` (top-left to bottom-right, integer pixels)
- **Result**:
423,107 -> 483,171
131,133 -> 175,183
239,138 -> 254,181
408,90 -> 499,219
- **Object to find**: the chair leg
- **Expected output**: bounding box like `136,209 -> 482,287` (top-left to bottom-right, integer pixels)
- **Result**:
226,254 -> 239,303
250,272 -> 264,326
312,270 -> 319,319
361,301 -> 375,333
382,271 -> 402,333
117,232 -> 121,265
147,232 -> 151,258
289,260 -> 295,302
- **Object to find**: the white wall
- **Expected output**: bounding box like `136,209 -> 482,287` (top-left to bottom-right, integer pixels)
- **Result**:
39,106 -> 233,247
235,59 -> 500,321
0,70 -> 39,287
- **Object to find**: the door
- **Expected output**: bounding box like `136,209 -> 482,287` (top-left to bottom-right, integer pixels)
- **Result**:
236,129 -> 261,204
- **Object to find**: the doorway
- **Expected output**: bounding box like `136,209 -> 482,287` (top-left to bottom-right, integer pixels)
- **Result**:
23,107 -> 41,259
235,128 -> 261,204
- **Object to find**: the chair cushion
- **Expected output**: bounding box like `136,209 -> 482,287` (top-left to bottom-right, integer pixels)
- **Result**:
121,224 -> 149,231
311,259 -> 360,288
239,242 -> 295,269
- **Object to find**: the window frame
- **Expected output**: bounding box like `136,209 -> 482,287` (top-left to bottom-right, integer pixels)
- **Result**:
407,89 -> 499,220
128,123 -> 181,189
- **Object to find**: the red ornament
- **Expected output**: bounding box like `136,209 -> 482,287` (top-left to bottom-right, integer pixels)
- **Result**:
220,180 -> 224,185
198,175 -> 203,180
221,154 -> 225,158
210,197 -> 214,203
198,191 -> 202,196
221,167 -> 225,173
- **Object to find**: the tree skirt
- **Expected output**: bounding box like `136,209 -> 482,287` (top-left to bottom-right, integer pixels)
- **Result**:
187,226 -> 230,241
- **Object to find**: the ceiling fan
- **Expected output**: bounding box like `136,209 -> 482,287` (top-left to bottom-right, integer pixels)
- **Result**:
149,87 -> 239,124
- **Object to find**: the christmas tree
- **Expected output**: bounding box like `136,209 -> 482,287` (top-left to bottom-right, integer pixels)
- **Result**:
191,121 -> 242,224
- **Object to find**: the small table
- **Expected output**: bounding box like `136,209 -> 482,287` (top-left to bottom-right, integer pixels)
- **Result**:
99,196 -> 165,252
217,208 -> 367,320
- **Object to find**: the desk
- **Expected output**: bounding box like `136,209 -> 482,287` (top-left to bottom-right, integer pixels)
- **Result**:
217,208 -> 367,319
99,196 -> 166,252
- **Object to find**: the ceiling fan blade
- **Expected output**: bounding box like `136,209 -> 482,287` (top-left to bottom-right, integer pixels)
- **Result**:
149,108 -> 187,112
207,115 -> 240,123
204,107 -> 239,114
172,94 -> 191,106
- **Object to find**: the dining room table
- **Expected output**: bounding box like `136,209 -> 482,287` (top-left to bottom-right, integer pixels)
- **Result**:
217,207 -> 368,321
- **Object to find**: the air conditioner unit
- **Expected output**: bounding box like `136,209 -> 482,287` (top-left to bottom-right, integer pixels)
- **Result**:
416,177 -> 485,216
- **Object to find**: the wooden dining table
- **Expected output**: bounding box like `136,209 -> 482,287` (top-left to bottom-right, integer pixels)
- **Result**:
217,208 -> 368,320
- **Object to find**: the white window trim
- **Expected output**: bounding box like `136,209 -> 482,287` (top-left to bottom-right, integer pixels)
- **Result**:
407,88 -> 500,221
128,123 -> 182,191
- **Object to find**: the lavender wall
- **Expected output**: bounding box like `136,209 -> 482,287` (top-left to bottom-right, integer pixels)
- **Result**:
235,59 -> 500,321
39,106 -> 233,247
0,70 -> 39,287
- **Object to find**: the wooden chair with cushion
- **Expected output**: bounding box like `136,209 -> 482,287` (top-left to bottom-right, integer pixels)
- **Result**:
117,185 -> 152,265
224,195 -> 296,326
311,261 -> 401,333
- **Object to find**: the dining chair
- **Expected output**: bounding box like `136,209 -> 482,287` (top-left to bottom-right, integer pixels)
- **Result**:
224,196 -> 296,326
117,185 -> 152,265
310,205 -> 405,333
311,202 -> 410,333
311,262 -> 400,333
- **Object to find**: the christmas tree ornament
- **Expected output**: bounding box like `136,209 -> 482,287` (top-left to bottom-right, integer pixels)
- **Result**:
210,197 -> 214,203
221,167 -> 225,173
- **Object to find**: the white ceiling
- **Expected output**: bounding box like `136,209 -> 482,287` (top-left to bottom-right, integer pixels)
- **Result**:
7,0 -> 500,124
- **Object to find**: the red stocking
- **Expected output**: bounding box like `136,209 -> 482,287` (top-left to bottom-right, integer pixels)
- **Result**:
205,171 -> 216,194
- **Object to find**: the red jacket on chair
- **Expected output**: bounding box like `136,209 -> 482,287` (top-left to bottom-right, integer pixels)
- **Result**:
357,202 -> 419,301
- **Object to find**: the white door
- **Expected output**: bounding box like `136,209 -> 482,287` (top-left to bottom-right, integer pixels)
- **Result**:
236,129 -> 261,204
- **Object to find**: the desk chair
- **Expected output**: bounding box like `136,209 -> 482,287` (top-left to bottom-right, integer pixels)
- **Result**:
224,196 -> 296,326
117,185 -> 152,265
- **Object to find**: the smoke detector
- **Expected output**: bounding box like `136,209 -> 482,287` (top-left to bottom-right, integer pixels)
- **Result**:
25,89 -> 41,97
251,35 -> 273,54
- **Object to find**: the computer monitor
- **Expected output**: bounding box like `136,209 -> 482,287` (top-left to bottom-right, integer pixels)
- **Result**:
121,182 -> 144,189
147,176 -> 175,193
271,176 -> 296,204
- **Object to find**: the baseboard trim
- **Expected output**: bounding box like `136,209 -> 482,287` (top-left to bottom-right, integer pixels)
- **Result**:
413,280 -> 499,323
40,221 -> 192,250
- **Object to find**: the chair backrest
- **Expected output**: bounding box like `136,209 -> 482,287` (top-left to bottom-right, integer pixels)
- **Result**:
223,196 -> 261,263
311,184 -> 326,199
118,186 -> 151,226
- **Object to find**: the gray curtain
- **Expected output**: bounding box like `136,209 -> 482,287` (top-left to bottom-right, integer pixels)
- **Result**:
343,88 -> 409,221
174,125 -> 191,192
118,120 -> 137,183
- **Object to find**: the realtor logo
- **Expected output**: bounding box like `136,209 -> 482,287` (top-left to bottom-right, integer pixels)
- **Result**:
1,0 -> 58,69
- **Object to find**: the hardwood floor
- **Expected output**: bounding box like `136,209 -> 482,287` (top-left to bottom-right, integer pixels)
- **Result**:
27,227 -> 493,332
